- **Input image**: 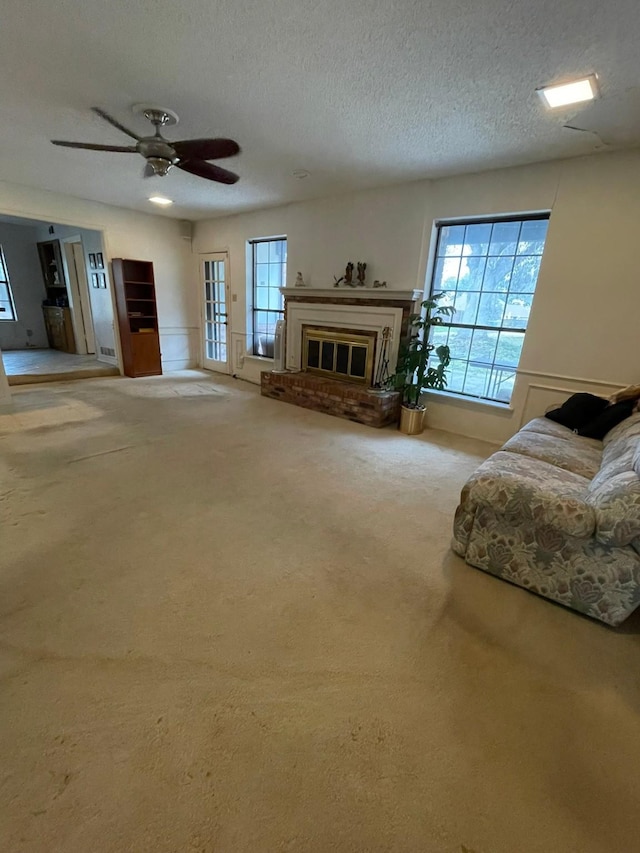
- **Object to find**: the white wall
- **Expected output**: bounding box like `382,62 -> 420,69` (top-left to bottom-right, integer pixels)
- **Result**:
192,181 -> 431,383
0,181 -> 196,373
0,222 -> 48,349
424,151 -> 640,441
193,149 -> 640,443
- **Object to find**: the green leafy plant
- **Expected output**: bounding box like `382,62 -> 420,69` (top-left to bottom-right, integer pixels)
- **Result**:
389,293 -> 455,408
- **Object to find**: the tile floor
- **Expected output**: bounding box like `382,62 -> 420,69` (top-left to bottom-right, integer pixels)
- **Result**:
2,348 -> 119,384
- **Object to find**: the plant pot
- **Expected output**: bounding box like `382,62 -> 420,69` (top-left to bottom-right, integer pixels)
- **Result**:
399,405 -> 426,435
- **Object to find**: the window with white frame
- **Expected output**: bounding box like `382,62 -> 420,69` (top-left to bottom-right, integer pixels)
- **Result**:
428,215 -> 549,403
0,246 -> 17,322
250,237 -> 287,357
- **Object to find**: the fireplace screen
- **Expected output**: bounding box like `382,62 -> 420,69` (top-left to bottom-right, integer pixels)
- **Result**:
302,325 -> 376,385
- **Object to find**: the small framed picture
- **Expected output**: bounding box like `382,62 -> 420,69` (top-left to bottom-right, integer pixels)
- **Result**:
98,273 -> 107,289
91,273 -> 99,288
89,253 -> 97,269
96,252 -> 104,269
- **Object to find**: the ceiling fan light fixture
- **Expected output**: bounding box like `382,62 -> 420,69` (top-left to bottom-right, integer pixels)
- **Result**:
537,74 -> 599,109
146,157 -> 174,176
148,196 -> 174,206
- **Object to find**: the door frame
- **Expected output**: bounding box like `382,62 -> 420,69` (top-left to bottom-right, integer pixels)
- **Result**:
198,251 -> 231,374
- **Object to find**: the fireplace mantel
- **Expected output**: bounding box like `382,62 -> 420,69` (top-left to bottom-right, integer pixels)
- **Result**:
280,287 -> 422,303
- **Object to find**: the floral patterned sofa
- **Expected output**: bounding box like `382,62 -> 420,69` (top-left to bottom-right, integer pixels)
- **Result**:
452,413 -> 640,626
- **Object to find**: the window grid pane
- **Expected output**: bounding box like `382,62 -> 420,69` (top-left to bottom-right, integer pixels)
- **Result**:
0,246 -> 17,322
429,216 -> 548,403
251,238 -> 286,356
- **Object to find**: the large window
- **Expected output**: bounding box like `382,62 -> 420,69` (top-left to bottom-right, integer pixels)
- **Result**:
0,246 -> 17,322
251,237 -> 287,356
428,215 -> 549,403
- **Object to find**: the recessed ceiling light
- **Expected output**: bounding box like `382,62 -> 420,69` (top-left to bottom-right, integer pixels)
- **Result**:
148,196 -> 174,206
537,74 -> 599,109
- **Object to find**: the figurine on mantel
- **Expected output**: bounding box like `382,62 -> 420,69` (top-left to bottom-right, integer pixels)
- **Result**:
294,271 -> 306,288
334,262 -> 354,287
333,260 -> 377,287
344,262 -> 355,286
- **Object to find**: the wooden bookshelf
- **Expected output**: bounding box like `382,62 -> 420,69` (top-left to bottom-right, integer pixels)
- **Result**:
112,258 -> 162,377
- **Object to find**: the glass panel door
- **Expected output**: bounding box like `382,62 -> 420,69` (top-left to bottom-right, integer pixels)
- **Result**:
201,253 -> 229,373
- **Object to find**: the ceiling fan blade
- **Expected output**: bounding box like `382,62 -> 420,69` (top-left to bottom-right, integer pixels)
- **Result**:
92,107 -> 141,141
177,159 -> 239,184
172,138 -> 240,161
51,140 -> 137,152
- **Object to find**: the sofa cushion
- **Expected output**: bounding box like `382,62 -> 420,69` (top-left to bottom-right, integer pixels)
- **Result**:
586,472 -> 640,547
600,414 -> 640,478
464,451 -> 595,539
590,448 -> 636,492
502,430 -> 602,479
521,417 -> 582,441
603,412 -> 640,449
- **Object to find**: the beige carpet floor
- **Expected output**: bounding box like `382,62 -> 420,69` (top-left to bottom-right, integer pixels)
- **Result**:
1,371 -> 640,853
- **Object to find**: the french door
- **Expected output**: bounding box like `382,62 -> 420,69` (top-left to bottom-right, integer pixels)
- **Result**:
201,252 -> 230,373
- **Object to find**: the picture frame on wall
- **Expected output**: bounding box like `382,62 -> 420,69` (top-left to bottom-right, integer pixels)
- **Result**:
91,273 -> 99,288
96,252 -> 104,269
89,253 -> 97,269
98,273 -> 107,289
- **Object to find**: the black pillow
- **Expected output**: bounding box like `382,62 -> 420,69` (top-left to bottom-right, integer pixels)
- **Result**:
545,393 -> 609,430
577,399 -> 636,440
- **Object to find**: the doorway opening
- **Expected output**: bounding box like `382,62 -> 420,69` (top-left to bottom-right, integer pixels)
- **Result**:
0,214 -> 119,385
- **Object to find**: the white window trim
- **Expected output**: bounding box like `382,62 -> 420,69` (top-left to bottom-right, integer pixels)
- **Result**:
426,213 -> 550,405
0,245 -> 18,322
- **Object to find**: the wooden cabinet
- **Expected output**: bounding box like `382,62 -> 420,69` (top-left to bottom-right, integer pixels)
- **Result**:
43,306 -> 76,353
112,258 -> 162,377
37,240 -> 67,289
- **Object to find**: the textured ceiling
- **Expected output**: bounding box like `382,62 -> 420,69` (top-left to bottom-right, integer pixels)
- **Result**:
1,0 -> 639,220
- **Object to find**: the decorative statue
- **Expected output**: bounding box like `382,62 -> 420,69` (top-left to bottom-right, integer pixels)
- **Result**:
294,271 -> 305,288
356,262 -> 367,286
373,279 -> 387,288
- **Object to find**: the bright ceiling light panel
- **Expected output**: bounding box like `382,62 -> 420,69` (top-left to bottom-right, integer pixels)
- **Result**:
537,75 -> 599,109
148,196 -> 174,206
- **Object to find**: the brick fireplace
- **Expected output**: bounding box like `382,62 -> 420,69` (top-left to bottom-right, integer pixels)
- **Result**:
260,287 -> 422,427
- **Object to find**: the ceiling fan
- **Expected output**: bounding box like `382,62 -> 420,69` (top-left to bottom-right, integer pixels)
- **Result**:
51,105 -> 240,184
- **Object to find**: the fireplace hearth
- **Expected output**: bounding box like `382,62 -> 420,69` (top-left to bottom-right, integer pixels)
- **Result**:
260,286 -> 421,427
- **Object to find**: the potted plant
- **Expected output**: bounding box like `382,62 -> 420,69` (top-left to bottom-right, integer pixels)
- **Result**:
390,293 -> 454,435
